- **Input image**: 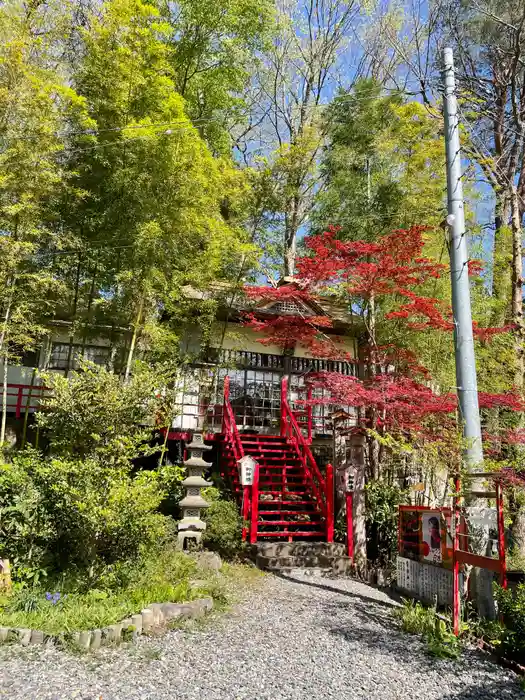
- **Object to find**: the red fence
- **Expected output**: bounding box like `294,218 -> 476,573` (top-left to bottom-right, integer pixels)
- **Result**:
452,474 -> 507,635
4,383 -> 51,418
398,475 -> 507,635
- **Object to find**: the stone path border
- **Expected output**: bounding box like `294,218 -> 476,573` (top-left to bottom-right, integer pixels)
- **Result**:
0,597 -> 213,651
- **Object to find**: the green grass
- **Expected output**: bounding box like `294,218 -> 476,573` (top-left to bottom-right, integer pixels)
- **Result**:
394,598 -> 461,660
0,550 -> 259,636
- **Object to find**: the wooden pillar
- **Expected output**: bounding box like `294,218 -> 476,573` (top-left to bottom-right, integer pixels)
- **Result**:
333,432 -> 348,515
350,432 -> 367,569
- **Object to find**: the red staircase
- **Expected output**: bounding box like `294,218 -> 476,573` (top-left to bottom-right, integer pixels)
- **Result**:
221,376 -> 334,543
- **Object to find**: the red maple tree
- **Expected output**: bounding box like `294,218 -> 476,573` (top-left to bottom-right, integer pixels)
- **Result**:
245,226 -> 521,441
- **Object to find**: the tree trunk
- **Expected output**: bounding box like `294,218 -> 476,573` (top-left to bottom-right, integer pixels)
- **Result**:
491,192 -> 512,326
350,431 -> 367,573
365,292 -> 380,479
284,217 -> 297,277
511,507 -> 525,558
124,297 -> 144,382
0,282 -> 14,360
511,185 -> 524,390
508,489 -> 525,557
0,347 -> 9,449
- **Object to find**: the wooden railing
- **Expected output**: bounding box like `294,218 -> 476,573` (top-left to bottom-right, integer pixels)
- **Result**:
280,376 -> 334,541
222,376 -> 244,462
222,376 -> 260,543
5,383 -> 51,418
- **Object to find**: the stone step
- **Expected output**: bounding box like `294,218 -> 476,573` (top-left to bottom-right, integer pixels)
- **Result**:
256,531 -> 326,538
257,554 -> 334,569
256,541 -> 346,558
256,553 -> 354,577
273,567 -> 333,577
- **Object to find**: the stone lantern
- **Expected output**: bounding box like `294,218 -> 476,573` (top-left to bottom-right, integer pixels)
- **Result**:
177,433 -> 212,549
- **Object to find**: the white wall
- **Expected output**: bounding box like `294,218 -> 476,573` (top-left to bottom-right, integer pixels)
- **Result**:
211,321 -> 356,359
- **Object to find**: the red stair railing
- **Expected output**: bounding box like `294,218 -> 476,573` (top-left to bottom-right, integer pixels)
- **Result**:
249,460 -> 260,545
222,376 -> 243,462
222,377 -> 259,542
280,376 -> 334,541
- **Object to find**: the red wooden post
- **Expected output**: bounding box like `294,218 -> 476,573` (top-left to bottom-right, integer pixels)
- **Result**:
496,481 -> 507,589
306,385 -> 313,444
242,485 -> 250,542
345,490 -> 354,560
15,386 -> 23,419
280,376 -> 288,438
398,505 -> 402,556
453,476 -> 461,636
222,376 -> 230,434
326,463 -> 334,543
249,462 -> 260,545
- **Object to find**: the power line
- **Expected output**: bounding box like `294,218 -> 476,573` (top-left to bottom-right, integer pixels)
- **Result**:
2,117 -> 210,144
0,87 -> 431,144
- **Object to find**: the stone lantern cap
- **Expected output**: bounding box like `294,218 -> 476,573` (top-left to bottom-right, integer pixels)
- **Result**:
184,456 -> 212,468
183,475 -> 211,488
179,494 -> 210,509
186,434 -> 212,452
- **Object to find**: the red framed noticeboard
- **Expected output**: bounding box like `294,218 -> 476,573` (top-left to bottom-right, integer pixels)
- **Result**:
399,506 -> 453,569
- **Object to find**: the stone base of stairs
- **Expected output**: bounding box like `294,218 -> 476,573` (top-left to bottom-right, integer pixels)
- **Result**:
254,542 -> 354,577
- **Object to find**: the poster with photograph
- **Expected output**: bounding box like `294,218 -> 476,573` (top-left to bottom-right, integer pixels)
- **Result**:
422,512 -> 442,564
399,507 -> 453,568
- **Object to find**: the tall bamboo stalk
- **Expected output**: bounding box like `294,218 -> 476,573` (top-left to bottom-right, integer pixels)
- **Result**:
65,253 -> 82,378
0,347 -> 9,448
21,367 -> 37,449
124,296 -> 144,382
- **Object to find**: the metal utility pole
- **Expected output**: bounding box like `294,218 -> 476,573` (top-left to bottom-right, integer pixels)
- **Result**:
442,47 -> 484,469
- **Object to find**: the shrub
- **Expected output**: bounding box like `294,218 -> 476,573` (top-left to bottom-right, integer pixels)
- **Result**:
0,449 -> 176,581
366,480 -> 407,565
202,488 -> 246,560
0,458 -> 52,583
493,582 -> 525,662
37,361 -> 164,466
0,363 -> 187,584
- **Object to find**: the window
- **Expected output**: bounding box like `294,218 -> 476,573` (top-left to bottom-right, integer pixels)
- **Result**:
49,343 -> 110,371
271,300 -> 312,316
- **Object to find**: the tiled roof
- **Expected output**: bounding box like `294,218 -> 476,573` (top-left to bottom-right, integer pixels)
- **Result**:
181,284 -> 358,328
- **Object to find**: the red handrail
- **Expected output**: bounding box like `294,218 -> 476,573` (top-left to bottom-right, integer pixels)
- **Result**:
222,377 -> 260,543
222,376 -> 244,462
345,491 -> 354,560
250,461 -> 260,544
280,376 -> 328,521
326,463 -> 334,543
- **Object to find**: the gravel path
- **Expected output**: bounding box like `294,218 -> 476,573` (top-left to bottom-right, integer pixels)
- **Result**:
0,573 -> 523,700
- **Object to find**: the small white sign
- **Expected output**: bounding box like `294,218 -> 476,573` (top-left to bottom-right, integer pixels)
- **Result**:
238,455 -> 258,486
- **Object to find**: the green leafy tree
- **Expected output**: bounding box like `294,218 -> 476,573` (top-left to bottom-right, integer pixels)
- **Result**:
0,2 -> 92,447
159,0 -> 275,154
312,79 -> 445,240
59,0 -> 253,371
